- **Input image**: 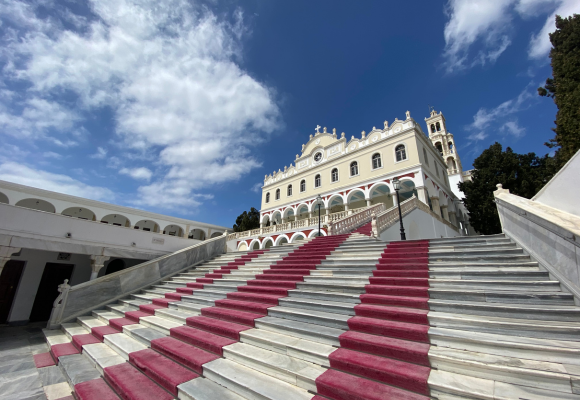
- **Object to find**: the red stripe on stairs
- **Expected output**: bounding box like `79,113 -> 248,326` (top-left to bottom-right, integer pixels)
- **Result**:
315,239 -> 432,400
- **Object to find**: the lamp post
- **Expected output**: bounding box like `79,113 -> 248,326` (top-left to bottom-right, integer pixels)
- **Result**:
316,194 -> 323,237
392,178 -> 406,240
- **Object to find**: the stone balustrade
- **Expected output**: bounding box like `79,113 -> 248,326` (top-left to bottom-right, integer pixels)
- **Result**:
328,203 -> 385,236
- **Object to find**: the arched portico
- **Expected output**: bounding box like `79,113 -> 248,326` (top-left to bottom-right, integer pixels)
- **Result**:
135,220 -> 160,233
249,239 -> 261,250
398,180 -> 418,202
261,214 -> 271,227
328,194 -> 345,213
271,211 -> 282,225
211,232 -> 222,238
308,229 -> 327,238
369,183 -> 393,209
275,235 -> 290,246
62,206 -> 96,221
296,204 -> 310,220
238,242 -> 248,251
189,228 -> 206,240
262,237 -> 274,249
0,191 -> 8,204
101,214 -> 131,227
290,232 -> 306,243
347,189 -> 367,210
163,224 -> 184,237
283,207 -> 296,223
16,198 -> 56,213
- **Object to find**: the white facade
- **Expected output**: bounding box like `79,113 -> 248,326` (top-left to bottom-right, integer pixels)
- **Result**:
0,180 -> 228,325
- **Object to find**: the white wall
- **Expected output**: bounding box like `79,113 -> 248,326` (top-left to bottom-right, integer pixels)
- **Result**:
0,203 -> 203,257
379,208 -> 460,241
532,149 -> 580,218
8,248 -> 92,323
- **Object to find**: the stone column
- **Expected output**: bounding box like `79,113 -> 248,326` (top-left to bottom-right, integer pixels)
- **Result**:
184,224 -> 190,238
90,255 -> 111,281
449,213 -> 457,226
344,205 -> 349,212
441,205 -> 449,221
392,193 -> 398,207
260,223 -> 264,228
431,197 -> 441,217
0,246 -> 21,276
415,186 -> 428,205
366,199 -> 372,207
324,209 -> 330,223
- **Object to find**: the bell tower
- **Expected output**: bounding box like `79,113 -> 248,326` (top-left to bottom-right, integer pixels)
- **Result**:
425,109 -> 465,198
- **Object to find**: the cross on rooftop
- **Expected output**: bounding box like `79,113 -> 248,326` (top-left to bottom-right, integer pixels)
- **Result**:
315,125 -> 321,133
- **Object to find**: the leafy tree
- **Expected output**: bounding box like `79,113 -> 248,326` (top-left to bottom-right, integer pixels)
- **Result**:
538,14 -> 580,167
233,207 -> 260,232
459,143 -> 554,235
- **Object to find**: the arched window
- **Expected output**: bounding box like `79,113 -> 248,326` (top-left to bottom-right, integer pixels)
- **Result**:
331,168 -> 339,182
448,142 -> 454,153
314,174 -> 321,188
266,193 -> 270,203
275,189 -> 280,200
395,145 -> 407,162
423,148 -> 429,166
430,124 -> 436,133
287,185 -> 292,196
372,153 -> 382,169
300,180 -> 306,192
350,161 -> 358,176
436,122 -> 441,131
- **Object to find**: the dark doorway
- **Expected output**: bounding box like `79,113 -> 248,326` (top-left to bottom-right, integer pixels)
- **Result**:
105,259 -> 125,275
0,261 -> 25,324
29,263 -> 74,322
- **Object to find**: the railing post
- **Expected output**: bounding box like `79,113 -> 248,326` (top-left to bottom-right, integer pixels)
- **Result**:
371,214 -> 378,238
47,279 -> 71,329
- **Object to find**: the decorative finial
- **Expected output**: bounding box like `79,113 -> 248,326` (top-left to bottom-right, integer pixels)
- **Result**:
333,128 -> 336,134
309,134 -> 313,140
351,135 -> 355,140
315,125 -> 321,133
406,110 -> 411,119
496,183 -> 503,190
373,126 -> 376,130
323,127 -> 327,133
384,120 -> 388,129
296,154 -> 299,159
361,130 -> 366,139
302,144 -> 305,151
284,166 -> 287,172
395,117 -> 399,121
341,132 -> 345,138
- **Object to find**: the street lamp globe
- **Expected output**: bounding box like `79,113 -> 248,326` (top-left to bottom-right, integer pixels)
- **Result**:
392,177 -> 401,191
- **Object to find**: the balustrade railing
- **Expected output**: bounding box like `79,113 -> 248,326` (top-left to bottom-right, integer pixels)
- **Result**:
328,203 -> 385,236
373,196 -> 417,235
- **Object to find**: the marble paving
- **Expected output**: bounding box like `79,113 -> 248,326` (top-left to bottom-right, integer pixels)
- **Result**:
0,323 -> 69,400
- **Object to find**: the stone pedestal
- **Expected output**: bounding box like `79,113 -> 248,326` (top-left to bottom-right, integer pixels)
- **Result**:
431,197 -> 441,217
90,255 -> 111,280
416,186 -> 429,205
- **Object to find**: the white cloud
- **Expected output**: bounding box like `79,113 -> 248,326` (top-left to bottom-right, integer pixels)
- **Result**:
91,147 -> 107,159
0,0 -> 280,210
251,182 -> 262,193
442,0 -> 579,72
119,167 -> 152,181
501,120 -> 526,137
0,161 -> 114,201
467,88 -> 535,141
42,151 -> 63,159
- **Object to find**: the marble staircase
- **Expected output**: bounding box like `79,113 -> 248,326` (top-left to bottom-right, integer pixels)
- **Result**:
33,231 -> 580,400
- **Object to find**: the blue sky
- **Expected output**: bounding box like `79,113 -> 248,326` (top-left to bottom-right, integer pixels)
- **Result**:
0,0 -> 577,228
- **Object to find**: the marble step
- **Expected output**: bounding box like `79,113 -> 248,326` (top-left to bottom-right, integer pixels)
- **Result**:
240,328 -> 336,366
77,316 -> 107,331
155,307 -> 196,323
427,369 -> 580,400
429,255 -> 532,263
178,377 -> 245,400
429,248 -> 524,257
429,289 -> 575,305
288,289 -> 362,304
103,332 -> 147,360
267,306 -> 350,330
181,295 -> 218,307
428,311 -> 580,341
429,346 -> 578,395
57,353 -> 102,387
429,299 -> 580,321
169,301 -> 205,314
429,327 -> 580,366
296,282 -> 366,294
278,297 -> 356,316
139,315 -> 182,335
202,357 -> 314,400
428,279 -> 562,291
82,342 -> 125,373
223,342 -> 326,392
61,322 -> 90,339
255,316 -> 344,346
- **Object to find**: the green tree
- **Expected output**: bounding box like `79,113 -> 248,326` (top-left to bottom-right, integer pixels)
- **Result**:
459,143 -> 554,235
538,14 -> 580,167
233,207 -> 260,232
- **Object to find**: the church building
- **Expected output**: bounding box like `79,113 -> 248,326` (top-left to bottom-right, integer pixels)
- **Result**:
258,110 -> 471,240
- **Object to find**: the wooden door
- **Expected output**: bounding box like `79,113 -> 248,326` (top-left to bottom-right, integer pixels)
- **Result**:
0,261 -> 25,324
29,263 -> 74,322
